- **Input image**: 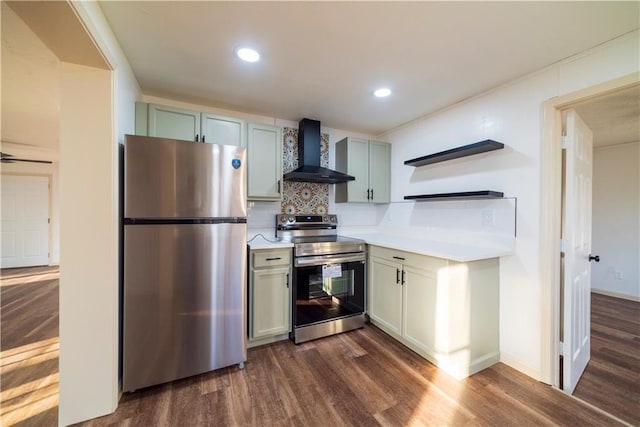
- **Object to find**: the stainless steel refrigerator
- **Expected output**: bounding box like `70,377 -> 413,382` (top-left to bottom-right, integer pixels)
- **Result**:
122,134 -> 247,392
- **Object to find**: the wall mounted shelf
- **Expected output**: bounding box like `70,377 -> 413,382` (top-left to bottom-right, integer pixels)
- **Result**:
404,139 -> 504,167
404,191 -> 504,201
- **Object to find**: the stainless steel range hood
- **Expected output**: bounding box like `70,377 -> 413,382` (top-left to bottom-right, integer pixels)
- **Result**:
283,118 -> 355,184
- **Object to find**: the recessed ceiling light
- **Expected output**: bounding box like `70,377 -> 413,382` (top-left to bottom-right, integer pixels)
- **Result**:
374,88 -> 392,98
236,47 -> 260,63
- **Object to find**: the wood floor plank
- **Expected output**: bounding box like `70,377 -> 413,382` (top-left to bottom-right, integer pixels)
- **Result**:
2,268 -> 635,427
573,293 -> 640,426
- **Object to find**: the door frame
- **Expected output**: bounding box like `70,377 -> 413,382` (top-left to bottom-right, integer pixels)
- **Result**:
539,72 -> 640,387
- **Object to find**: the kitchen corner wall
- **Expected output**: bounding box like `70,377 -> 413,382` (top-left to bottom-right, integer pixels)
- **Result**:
377,30 -> 639,380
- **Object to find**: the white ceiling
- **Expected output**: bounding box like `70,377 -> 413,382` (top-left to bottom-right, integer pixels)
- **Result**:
99,2 -> 639,135
573,86 -> 640,147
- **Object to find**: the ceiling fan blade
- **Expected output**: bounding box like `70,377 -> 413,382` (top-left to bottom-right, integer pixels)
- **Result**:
0,151 -> 53,164
0,156 -> 52,164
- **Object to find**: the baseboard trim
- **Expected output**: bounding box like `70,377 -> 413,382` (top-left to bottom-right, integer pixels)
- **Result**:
500,352 -> 542,382
591,288 -> 640,303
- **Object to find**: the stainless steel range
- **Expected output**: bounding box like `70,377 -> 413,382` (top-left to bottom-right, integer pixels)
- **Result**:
276,214 -> 366,344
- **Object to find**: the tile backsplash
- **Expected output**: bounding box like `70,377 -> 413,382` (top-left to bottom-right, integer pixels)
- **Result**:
281,127 -> 329,214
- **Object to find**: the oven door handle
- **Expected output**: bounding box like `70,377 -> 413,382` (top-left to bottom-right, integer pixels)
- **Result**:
294,253 -> 365,267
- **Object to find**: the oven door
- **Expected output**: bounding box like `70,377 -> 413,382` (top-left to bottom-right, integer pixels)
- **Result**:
293,253 -> 365,329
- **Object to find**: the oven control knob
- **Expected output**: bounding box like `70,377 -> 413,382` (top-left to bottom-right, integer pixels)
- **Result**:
280,216 -> 287,223
329,215 -> 337,223
287,216 -> 295,223
323,216 -> 329,223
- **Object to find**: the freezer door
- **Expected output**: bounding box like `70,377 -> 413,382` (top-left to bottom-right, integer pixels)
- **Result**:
123,223 -> 247,392
125,134 -> 246,219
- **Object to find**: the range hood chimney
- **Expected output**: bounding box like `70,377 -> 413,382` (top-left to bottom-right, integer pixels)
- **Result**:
283,118 -> 355,184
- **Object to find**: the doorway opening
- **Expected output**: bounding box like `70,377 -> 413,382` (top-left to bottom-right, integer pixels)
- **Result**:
541,74 -> 639,424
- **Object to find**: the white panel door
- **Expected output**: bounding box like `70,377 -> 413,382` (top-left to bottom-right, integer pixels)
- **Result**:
1,175 -> 50,268
562,109 -> 594,394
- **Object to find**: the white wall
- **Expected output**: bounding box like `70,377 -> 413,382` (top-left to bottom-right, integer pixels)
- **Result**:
379,30 -> 640,380
57,3 -> 141,426
592,142 -> 640,300
59,62 -> 116,425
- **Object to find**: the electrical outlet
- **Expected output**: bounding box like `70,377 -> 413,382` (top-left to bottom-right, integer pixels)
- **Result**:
615,271 -> 624,280
482,209 -> 495,227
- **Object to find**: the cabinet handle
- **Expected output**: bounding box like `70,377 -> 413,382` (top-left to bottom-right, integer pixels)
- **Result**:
367,189 -> 370,200
286,273 -> 289,288
195,134 -> 199,142
392,256 -> 405,261
202,134 -> 206,142
401,270 -> 406,285
265,257 -> 282,261
277,179 -> 281,194
396,268 -> 400,284
370,188 -> 374,200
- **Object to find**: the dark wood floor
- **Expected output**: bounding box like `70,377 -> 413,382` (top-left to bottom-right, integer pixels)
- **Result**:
1,268 -> 633,426
81,336 -> 624,425
574,292 -> 640,425
1,266 -> 59,427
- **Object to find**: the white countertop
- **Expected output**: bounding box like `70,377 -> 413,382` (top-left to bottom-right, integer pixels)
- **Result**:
339,226 -> 515,262
247,226 -> 514,261
247,229 -> 293,250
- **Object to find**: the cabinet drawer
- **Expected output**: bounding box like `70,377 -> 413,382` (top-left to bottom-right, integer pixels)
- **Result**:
252,249 -> 291,268
368,245 -> 446,270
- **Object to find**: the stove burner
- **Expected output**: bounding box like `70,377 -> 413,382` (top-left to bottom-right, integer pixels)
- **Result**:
276,214 -> 365,256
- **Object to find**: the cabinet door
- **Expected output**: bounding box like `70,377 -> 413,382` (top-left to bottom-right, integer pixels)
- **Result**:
368,141 -> 391,203
251,267 -> 291,339
147,104 -> 200,141
402,264 -> 439,355
247,123 -> 282,201
346,138 -> 370,203
368,256 -> 403,335
201,113 -> 245,146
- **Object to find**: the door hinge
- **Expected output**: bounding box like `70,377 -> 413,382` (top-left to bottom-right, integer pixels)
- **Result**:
561,135 -> 569,149
48,218 -> 50,224
560,238 -> 567,254
558,341 -> 564,356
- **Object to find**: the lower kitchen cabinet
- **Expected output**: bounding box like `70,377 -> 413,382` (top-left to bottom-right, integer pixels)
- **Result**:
368,245 -> 499,380
248,248 -> 292,347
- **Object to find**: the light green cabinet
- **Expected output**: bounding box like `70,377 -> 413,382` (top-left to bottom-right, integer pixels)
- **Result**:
368,255 -> 403,335
201,113 -> 245,146
135,102 -> 245,146
335,137 -> 390,203
138,103 -> 200,141
367,245 -> 499,380
247,123 -> 283,201
248,248 -> 291,346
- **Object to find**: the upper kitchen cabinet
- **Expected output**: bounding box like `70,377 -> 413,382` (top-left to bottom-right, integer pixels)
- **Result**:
135,102 -> 246,146
137,102 -> 200,141
335,137 -> 390,203
201,113 -> 245,146
247,123 -> 282,201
